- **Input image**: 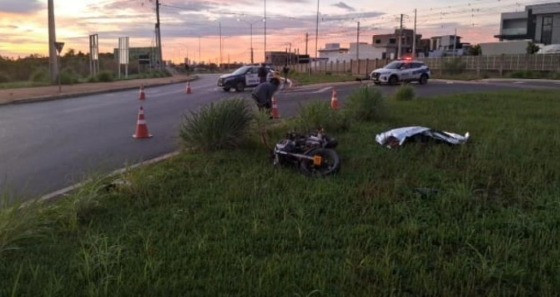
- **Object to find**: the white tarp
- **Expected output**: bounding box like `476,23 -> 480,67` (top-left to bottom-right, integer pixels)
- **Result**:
376,126 -> 469,149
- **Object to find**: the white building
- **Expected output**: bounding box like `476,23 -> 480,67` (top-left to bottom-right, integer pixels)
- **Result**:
318,42 -> 384,62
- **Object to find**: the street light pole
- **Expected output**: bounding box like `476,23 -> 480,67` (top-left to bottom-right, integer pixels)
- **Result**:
264,0 -> 267,62
250,23 -> 254,64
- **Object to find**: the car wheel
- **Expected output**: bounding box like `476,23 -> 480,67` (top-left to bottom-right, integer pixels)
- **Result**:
223,87 -> 231,92
388,75 -> 398,85
419,74 -> 428,85
235,82 -> 245,92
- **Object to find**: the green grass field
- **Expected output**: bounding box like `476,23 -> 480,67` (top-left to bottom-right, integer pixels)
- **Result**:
1,90 -> 559,296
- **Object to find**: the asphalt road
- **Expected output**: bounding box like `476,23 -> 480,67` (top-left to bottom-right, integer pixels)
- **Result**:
1,74 -> 558,200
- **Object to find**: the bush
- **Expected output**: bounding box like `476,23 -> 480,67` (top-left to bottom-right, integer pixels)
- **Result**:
29,68 -> 49,82
344,86 -> 386,121
59,68 -> 80,85
180,99 -> 253,151
394,85 -> 415,101
0,72 -> 10,83
96,71 -> 114,82
296,101 -> 349,132
443,58 -> 466,75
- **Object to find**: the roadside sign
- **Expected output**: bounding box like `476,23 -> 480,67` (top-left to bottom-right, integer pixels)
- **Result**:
54,42 -> 65,54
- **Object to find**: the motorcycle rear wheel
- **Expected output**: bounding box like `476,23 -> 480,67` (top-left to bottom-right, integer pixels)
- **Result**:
300,148 -> 340,177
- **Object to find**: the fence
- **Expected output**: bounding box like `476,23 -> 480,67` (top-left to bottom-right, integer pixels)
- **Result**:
291,54 -> 560,76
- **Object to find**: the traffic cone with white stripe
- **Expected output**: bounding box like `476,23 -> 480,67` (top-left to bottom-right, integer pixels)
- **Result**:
271,96 -> 280,119
133,106 -> 152,139
330,88 -> 340,110
139,85 -> 146,100
185,81 -> 192,94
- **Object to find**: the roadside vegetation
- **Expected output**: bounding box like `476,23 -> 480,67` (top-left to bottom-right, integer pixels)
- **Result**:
0,52 -> 173,89
1,89 -> 559,296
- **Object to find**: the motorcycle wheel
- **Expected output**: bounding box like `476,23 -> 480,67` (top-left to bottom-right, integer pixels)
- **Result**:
300,148 -> 340,177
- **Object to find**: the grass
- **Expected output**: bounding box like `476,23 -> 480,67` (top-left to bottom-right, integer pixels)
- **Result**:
393,84 -> 416,101
289,72 -> 357,85
1,90 -> 560,296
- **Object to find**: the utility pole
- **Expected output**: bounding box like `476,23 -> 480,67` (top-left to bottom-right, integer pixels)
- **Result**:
453,28 -> 457,57
250,23 -> 254,64
398,14 -> 403,59
305,32 -> 309,55
219,22 -> 222,67
356,21 -> 360,75
198,36 -> 201,64
155,0 -> 163,69
412,9 -> 417,58
47,0 -> 58,83
264,0 -> 267,62
315,0 -> 320,60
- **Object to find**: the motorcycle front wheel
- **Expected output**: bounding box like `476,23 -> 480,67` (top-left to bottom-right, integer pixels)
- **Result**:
299,148 -> 341,177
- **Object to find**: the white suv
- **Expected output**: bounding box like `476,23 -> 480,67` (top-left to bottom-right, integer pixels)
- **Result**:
370,60 -> 431,85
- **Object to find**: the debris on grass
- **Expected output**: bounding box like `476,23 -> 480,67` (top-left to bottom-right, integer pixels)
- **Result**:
376,126 -> 469,149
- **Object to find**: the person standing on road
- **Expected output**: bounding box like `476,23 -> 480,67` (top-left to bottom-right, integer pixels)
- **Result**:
252,77 -> 280,113
258,63 -> 268,83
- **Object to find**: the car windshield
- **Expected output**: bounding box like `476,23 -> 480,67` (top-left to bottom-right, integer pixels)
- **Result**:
231,66 -> 251,75
384,62 -> 404,69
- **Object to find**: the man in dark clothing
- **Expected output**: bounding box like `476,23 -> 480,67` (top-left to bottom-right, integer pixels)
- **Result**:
258,63 -> 268,83
252,77 -> 280,112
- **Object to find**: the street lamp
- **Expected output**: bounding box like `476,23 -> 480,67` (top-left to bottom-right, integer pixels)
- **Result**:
237,17 -> 261,64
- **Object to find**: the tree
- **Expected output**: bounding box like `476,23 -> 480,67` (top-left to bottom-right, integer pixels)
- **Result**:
469,44 -> 481,56
64,48 -> 76,57
527,42 -> 540,54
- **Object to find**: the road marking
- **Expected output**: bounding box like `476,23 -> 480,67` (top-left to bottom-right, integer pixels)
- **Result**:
514,81 -> 525,84
312,87 -> 333,94
446,81 -> 454,84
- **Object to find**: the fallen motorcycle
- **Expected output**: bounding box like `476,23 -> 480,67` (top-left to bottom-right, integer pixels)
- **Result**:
273,130 -> 341,176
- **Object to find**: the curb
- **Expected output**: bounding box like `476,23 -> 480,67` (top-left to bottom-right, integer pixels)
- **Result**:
1,76 -> 198,106
39,151 -> 182,203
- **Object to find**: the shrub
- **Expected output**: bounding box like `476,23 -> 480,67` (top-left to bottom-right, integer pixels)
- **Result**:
296,101 -> 349,132
96,71 -> 114,82
443,58 -> 466,75
0,72 -> 10,83
59,68 -> 80,85
344,86 -> 386,121
394,85 -> 415,101
29,68 -> 49,82
180,99 -> 253,151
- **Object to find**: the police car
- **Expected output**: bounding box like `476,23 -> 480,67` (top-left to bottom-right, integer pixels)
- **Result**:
217,65 -> 275,92
370,60 -> 431,85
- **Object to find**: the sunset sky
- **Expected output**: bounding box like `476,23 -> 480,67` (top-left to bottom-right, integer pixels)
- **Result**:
0,0 -> 552,63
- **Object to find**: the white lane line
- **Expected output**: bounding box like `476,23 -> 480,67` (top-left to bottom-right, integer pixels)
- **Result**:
446,81 -> 454,84
312,87 -> 333,94
514,81 -> 525,84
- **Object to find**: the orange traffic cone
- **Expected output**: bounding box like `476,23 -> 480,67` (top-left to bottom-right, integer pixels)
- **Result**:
139,85 -> 146,100
133,106 -> 152,139
186,81 -> 192,94
271,96 -> 280,119
330,88 -> 340,110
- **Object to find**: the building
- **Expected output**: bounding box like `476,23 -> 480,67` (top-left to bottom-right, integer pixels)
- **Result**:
429,35 -> 464,57
372,29 -> 423,59
495,2 -> 560,45
318,43 -> 349,62
318,42 -> 384,62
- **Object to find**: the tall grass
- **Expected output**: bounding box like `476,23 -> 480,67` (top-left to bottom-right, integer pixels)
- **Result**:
180,98 -> 254,151
1,90 -> 559,296
393,84 -> 415,101
344,86 -> 387,121
296,101 -> 349,132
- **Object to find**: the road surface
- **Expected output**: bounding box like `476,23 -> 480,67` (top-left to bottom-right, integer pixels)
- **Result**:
0,74 -> 558,200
